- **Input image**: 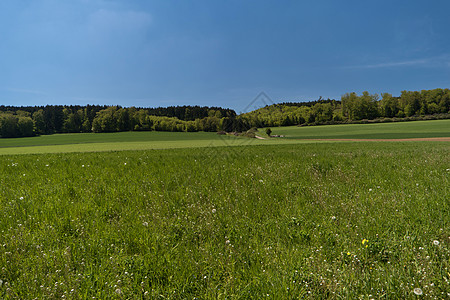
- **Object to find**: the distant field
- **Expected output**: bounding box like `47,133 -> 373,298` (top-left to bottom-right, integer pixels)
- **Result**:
0,131 -> 263,155
0,131 -> 234,148
270,119 -> 450,140
0,131 -> 310,155
0,119 -> 448,155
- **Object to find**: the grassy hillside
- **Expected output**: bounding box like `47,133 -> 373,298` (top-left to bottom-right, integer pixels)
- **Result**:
0,131 -> 313,155
0,131 -> 231,148
0,143 -> 448,298
268,119 -> 450,140
1,119 -> 448,155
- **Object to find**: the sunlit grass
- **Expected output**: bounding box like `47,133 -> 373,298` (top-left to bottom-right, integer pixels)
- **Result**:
0,142 -> 449,298
271,119 -> 450,139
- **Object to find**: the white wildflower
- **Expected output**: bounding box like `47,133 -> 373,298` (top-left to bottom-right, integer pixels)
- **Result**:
413,288 -> 423,295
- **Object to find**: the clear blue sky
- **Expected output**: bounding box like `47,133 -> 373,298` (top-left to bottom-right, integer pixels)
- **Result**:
1,0 -> 450,112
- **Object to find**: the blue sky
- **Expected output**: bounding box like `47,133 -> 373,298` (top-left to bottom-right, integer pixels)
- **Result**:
1,0 -> 450,112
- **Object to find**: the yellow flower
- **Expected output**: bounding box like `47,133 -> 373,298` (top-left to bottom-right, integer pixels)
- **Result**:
347,252 -> 351,256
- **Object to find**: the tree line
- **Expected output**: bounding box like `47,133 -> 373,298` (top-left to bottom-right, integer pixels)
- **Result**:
1,88 -> 449,138
0,105 -> 244,138
241,88 -> 450,127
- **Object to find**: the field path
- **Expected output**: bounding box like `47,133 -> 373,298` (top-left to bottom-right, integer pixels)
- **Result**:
300,137 -> 450,142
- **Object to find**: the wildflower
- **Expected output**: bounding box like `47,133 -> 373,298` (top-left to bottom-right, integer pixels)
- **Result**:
331,216 -> 336,221
142,222 -> 148,227
433,240 -> 439,246
347,252 -> 351,256
212,208 -> 216,214
362,239 -> 369,247
369,188 -> 372,192
413,287 -> 423,295
19,197 -> 24,200
115,288 -> 122,295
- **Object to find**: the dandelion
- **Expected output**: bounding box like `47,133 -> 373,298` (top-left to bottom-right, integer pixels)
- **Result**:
413,287 -> 423,295
362,239 -> 369,247
347,252 -> 351,256
115,288 -> 122,295
433,240 -> 439,246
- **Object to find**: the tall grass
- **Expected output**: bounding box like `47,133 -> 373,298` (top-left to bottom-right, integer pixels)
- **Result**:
0,142 -> 449,298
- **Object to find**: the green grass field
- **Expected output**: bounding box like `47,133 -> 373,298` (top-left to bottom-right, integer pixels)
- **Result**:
0,121 -> 449,299
0,131 -> 266,155
0,143 -> 449,299
1,119 -> 449,155
270,119 -> 450,140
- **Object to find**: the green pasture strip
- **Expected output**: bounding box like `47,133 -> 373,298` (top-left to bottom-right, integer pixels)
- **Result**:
0,142 -> 448,299
270,119 -> 450,139
0,131 -> 229,148
0,136 -> 321,155
0,135 -> 446,156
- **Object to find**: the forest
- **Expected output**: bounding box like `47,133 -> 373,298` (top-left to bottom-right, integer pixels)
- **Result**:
0,88 -> 449,138
0,105 -> 243,138
241,88 -> 450,127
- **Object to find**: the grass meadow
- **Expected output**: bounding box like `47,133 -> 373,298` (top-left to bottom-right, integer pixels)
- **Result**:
0,119 -> 449,155
271,119 -> 450,140
0,140 -> 449,298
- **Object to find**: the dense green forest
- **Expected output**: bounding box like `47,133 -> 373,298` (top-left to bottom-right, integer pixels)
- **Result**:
0,105 -> 244,138
1,88 -> 449,138
241,88 -> 450,127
